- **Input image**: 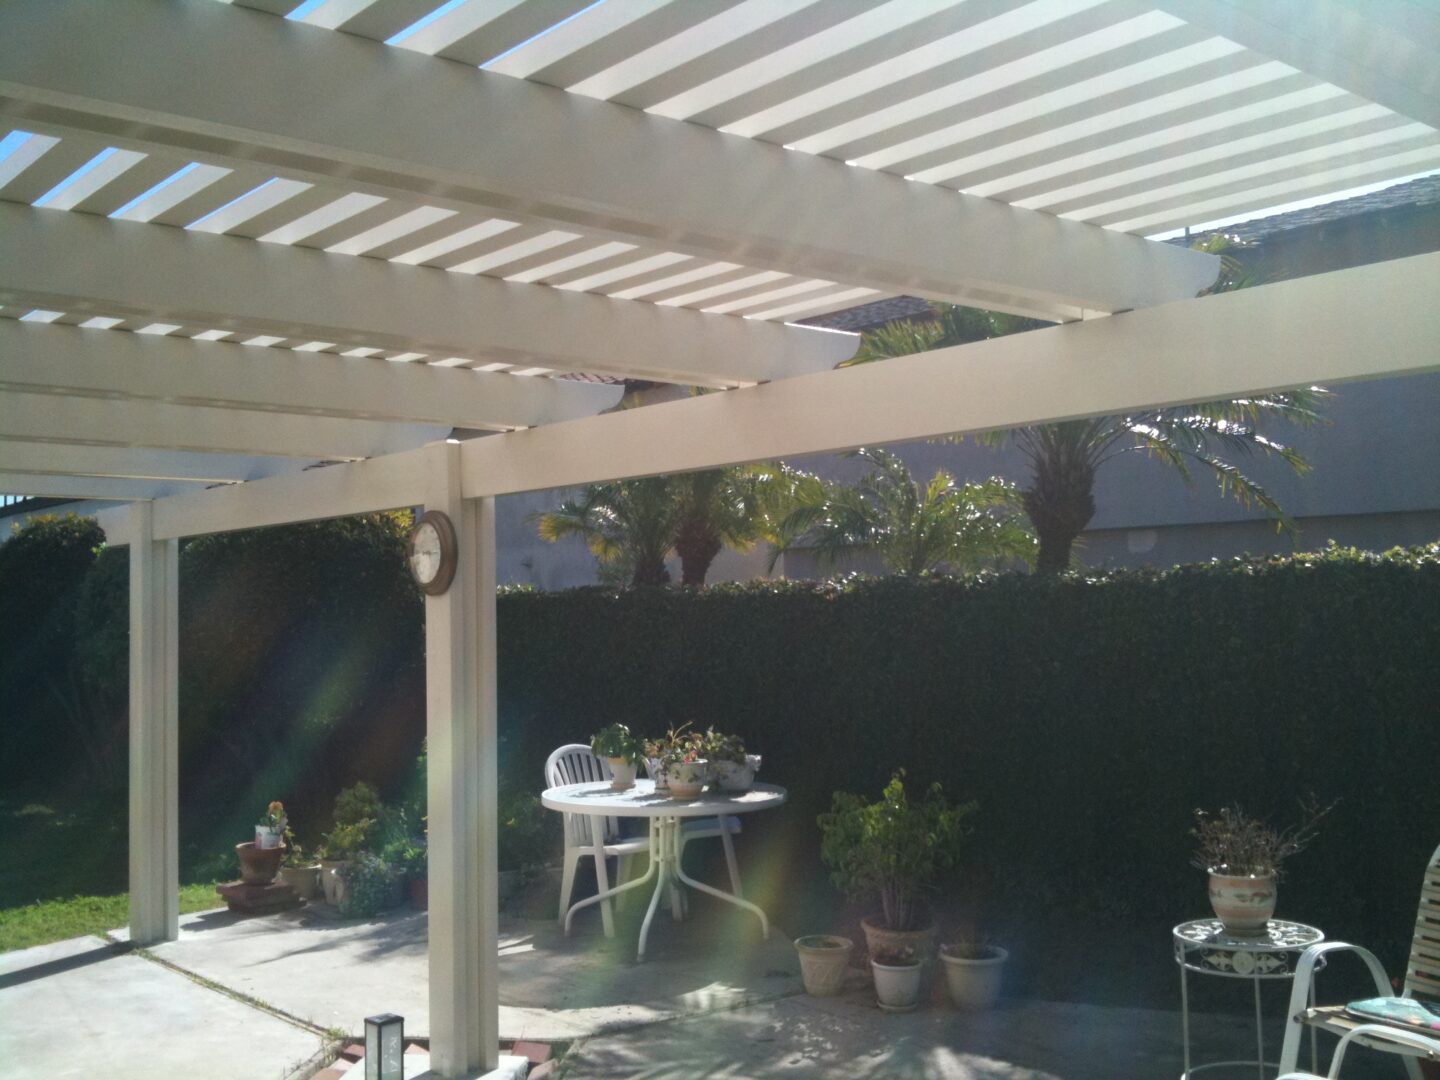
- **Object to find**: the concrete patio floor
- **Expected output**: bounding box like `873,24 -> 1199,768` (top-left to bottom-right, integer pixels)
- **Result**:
5,901 -> 1378,1080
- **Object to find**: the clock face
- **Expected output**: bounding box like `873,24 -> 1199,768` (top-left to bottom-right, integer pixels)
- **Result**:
410,521 -> 442,584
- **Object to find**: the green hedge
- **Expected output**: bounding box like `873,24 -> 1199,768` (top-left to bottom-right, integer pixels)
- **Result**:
496,545 -> 1440,999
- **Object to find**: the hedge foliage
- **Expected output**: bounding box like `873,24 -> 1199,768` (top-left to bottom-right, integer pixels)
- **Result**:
5,511 -> 1437,1003
497,545 -> 1440,997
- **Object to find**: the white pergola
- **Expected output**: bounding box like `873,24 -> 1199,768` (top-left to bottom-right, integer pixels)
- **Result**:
1,1 -> 1437,1074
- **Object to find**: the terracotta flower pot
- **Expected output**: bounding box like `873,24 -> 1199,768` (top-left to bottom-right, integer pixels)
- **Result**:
861,914 -> 935,963
236,841 -> 283,885
940,945 -> 1008,1010
795,935 -> 853,996
1208,870 -> 1277,934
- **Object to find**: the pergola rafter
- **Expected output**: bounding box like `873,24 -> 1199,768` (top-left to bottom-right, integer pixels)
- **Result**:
0,441 -> 311,485
0,0 -> 1220,322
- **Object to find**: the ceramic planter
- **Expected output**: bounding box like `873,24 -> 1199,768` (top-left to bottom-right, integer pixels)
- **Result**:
667,760 -> 710,799
320,859 -> 350,906
861,914 -> 935,964
713,754 -> 762,792
871,957 -> 923,1011
1208,869 -> 1277,933
235,841 -> 283,885
795,935 -> 853,996
255,825 -> 285,850
940,945 -> 1008,1010
644,757 -> 671,794
607,758 -> 638,791
278,863 -> 321,900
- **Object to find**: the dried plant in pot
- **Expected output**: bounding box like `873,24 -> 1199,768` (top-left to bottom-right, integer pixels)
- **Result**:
590,723 -> 644,790
818,771 -> 976,964
870,945 -> 924,1012
940,937 -> 1009,1010
1191,798 -> 1335,934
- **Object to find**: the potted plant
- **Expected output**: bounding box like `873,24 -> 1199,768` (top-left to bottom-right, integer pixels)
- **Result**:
1191,799 -> 1334,934
870,945 -> 923,1012
703,729 -> 760,792
794,934 -> 853,997
338,853 -> 402,919
278,826 -> 321,900
645,725 -> 709,798
591,723 -> 644,790
255,800 -> 287,850
818,771 -> 976,965
940,938 -> 1009,1010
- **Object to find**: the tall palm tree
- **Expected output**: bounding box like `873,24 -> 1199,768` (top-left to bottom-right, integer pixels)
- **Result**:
759,448 -> 1036,576
533,468 -> 764,586
843,250 -> 1327,573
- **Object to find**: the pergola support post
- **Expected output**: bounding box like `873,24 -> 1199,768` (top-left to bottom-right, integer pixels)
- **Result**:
424,443 -> 500,1076
127,501 -> 179,945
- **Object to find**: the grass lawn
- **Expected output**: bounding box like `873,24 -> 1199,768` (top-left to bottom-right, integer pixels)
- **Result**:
0,883 -> 222,953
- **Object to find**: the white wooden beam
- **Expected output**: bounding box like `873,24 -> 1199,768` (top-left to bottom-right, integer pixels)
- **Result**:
0,312 -> 620,432
0,0 -> 1219,319
0,441 -> 312,484
423,444 -> 499,1074
128,502 -> 179,945
457,251 -> 1440,495
0,204 -> 838,389
0,392 -> 447,460
0,472 -> 214,501
1152,0 -> 1440,132
83,254 -> 1440,542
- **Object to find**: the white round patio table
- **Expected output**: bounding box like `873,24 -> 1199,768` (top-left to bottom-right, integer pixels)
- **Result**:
541,779 -> 786,960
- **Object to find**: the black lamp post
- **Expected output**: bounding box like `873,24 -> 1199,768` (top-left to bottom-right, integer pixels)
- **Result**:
364,1013 -> 404,1080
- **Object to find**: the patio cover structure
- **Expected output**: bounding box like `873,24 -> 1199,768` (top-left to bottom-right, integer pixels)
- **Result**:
1,0 -> 1438,1074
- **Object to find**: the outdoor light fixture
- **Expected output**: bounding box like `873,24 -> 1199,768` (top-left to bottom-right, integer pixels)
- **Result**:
364,1013 -> 404,1080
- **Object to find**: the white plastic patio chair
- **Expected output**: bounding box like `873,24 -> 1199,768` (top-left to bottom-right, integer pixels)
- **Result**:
1279,841 -> 1440,1080
545,744 -> 743,936
1277,1024 -> 1440,1079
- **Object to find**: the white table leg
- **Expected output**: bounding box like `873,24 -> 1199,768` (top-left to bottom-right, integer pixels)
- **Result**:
670,814 -> 770,940
564,819 -> 658,937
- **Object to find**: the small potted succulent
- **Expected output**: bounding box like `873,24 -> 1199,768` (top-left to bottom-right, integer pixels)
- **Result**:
870,945 -> 923,1012
591,723 -> 645,790
1191,799 -> 1334,934
255,800 -> 287,850
278,827 -> 322,900
818,772 -> 976,966
703,729 -> 761,792
794,934 -> 854,997
940,937 -> 1009,1010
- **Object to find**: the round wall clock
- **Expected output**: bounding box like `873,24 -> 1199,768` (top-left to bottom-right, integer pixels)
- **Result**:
408,510 -> 458,595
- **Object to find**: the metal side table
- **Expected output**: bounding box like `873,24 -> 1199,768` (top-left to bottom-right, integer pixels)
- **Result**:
1173,918 -> 1323,1079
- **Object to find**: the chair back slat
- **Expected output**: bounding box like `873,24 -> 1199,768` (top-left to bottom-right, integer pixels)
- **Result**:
1405,842 -> 1440,1001
544,743 -> 620,845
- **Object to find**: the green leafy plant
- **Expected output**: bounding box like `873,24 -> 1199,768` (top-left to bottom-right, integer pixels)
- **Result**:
497,788 -> 560,873
644,723 -> 704,768
590,723 -> 644,765
280,826 -> 310,868
338,853 -> 401,918
818,771 -> 977,933
1191,798 -> 1336,878
700,728 -> 746,765
333,782 -> 381,827
319,820 -> 372,861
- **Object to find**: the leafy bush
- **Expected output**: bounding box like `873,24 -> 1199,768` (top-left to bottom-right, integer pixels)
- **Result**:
818,772 -> 975,931
338,853 -> 401,918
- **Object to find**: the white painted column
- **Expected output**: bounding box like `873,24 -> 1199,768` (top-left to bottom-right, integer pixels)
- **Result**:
127,501 -> 179,945
425,442 -> 500,1076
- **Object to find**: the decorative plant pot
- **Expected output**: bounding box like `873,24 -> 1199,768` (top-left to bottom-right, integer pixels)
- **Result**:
255,825 -> 285,850
940,945 -> 1008,1010
410,877 -> 429,911
861,914 -> 936,964
1208,870 -> 1277,934
795,935 -> 853,996
607,758 -> 638,791
278,863 -> 321,899
871,957 -> 924,1012
644,757 -> 671,794
667,760 -> 711,800
320,859 -> 350,906
236,841 -> 283,885
712,757 -> 759,792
